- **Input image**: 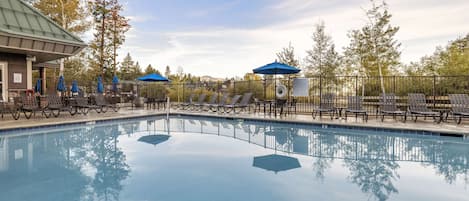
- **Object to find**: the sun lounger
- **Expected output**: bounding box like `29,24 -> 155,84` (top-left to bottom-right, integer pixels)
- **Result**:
179,94 -> 195,110
379,93 -> 407,122
194,94 -> 217,111
208,94 -> 229,112
44,95 -> 77,117
448,94 -> 469,124
224,93 -> 253,113
407,93 -> 441,123
345,96 -> 368,122
95,94 -> 119,113
74,96 -> 101,115
20,95 -> 44,119
312,93 -> 336,120
222,95 -> 242,113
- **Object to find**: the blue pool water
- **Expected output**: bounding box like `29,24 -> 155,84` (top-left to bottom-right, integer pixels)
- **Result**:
0,115 -> 468,201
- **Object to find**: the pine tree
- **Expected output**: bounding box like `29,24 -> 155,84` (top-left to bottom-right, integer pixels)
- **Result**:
109,0 -> 130,75
118,53 -> 134,81
304,21 -> 340,77
144,64 -> 161,75
88,0 -> 119,81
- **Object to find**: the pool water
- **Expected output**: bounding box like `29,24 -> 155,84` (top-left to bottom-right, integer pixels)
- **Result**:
0,116 -> 468,201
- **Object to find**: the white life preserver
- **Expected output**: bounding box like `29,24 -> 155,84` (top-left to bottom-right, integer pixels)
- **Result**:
276,84 -> 287,98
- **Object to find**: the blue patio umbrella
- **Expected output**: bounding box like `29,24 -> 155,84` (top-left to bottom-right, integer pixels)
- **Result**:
35,79 -> 42,93
253,154 -> 301,173
97,76 -> 104,93
112,75 -> 119,92
71,80 -> 79,93
138,135 -> 170,146
137,73 -> 169,82
253,61 -> 301,75
57,75 -> 66,92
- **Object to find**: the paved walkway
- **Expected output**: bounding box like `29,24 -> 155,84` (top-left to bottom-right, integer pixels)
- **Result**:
1,107 -> 468,135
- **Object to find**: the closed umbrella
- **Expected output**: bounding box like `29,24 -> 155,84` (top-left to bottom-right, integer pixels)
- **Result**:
112,75 -> 119,92
57,75 -> 66,92
71,80 -> 79,93
97,76 -> 104,94
35,79 -> 42,94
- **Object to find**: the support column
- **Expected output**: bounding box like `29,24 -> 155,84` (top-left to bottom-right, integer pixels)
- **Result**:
26,56 -> 36,90
41,68 -> 47,94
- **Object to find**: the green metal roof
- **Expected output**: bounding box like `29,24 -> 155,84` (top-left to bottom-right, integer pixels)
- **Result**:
0,0 -> 85,45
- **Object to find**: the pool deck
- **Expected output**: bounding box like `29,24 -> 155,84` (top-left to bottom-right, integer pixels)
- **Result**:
1,107 -> 468,136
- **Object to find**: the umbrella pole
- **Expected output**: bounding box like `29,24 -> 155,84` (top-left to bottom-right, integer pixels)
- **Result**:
274,75 -> 277,116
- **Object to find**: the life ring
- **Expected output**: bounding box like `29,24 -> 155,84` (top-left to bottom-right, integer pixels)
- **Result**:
276,84 -> 287,98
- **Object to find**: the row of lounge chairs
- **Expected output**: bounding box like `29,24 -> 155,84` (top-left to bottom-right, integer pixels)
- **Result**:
314,93 -> 469,124
1,94 -> 119,120
178,93 -> 253,113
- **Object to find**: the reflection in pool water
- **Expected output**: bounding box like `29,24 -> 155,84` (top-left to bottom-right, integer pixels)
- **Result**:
0,116 -> 467,201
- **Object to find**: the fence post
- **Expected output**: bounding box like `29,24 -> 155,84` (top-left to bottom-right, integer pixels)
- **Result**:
433,75 -> 436,108
233,80 -> 236,96
319,75 -> 323,106
182,83 -> 185,103
355,76 -> 358,96
393,76 -> 396,94
217,81 -> 221,103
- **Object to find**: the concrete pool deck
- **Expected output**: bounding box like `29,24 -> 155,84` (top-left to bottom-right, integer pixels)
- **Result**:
0,107 -> 468,136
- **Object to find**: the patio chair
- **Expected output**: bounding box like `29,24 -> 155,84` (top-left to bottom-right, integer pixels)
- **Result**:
194,94 -> 217,111
44,95 -> 77,117
20,95 -> 45,119
0,102 -> 20,120
407,93 -> 441,123
189,94 -> 207,111
312,93 -> 336,120
95,94 -> 119,113
179,94 -> 195,110
222,95 -> 242,113
379,93 -> 407,122
224,92 -> 253,113
74,96 -> 101,115
448,94 -> 469,124
208,94 -> 229,112
345,96 -> 368,122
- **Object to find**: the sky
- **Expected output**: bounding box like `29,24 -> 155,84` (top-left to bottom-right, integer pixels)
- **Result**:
100,0 -> 469,78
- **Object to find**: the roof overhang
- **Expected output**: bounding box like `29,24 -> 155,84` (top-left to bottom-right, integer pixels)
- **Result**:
0,32 -> 86,63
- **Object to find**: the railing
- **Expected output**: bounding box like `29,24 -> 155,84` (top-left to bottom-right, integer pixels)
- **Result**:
164,76 -> 469,114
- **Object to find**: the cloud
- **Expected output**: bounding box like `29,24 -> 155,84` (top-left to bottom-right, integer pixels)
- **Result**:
118,0 -> 469,78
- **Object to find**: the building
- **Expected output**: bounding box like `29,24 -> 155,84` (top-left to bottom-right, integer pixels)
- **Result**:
0,0 -> 86,101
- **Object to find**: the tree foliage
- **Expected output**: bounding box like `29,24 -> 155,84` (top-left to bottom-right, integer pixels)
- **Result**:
276,42 -> 299,67
304,21 -> 340,77
31,0 -> 90,34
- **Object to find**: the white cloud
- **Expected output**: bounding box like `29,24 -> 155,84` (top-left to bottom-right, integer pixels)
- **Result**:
118,0 -> 469,78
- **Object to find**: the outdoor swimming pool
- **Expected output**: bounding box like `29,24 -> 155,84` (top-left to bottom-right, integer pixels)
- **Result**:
0,115 -> 468,201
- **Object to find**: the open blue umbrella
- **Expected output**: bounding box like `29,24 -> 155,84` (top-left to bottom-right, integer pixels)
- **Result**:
253,154 -> 301,174
71,80 -> 79,93
112,75 -> 119,92
35,79 -> 42,93
97,76 -> 104,93
57,75 -> 66,92
253,61 -> 301,75
137,73 -> 169,82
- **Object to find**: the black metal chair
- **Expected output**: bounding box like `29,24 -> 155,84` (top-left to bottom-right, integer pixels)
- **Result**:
448,94 -> 469,124
20,95 -> 45,119
312,93 -> 336,120
44,95 -> 77,117
379,93 -> 407,122
345,96 -> 368,122
407,93 -> 441,123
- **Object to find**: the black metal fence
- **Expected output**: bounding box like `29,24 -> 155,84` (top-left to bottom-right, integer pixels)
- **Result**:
167,76 -> 469,114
